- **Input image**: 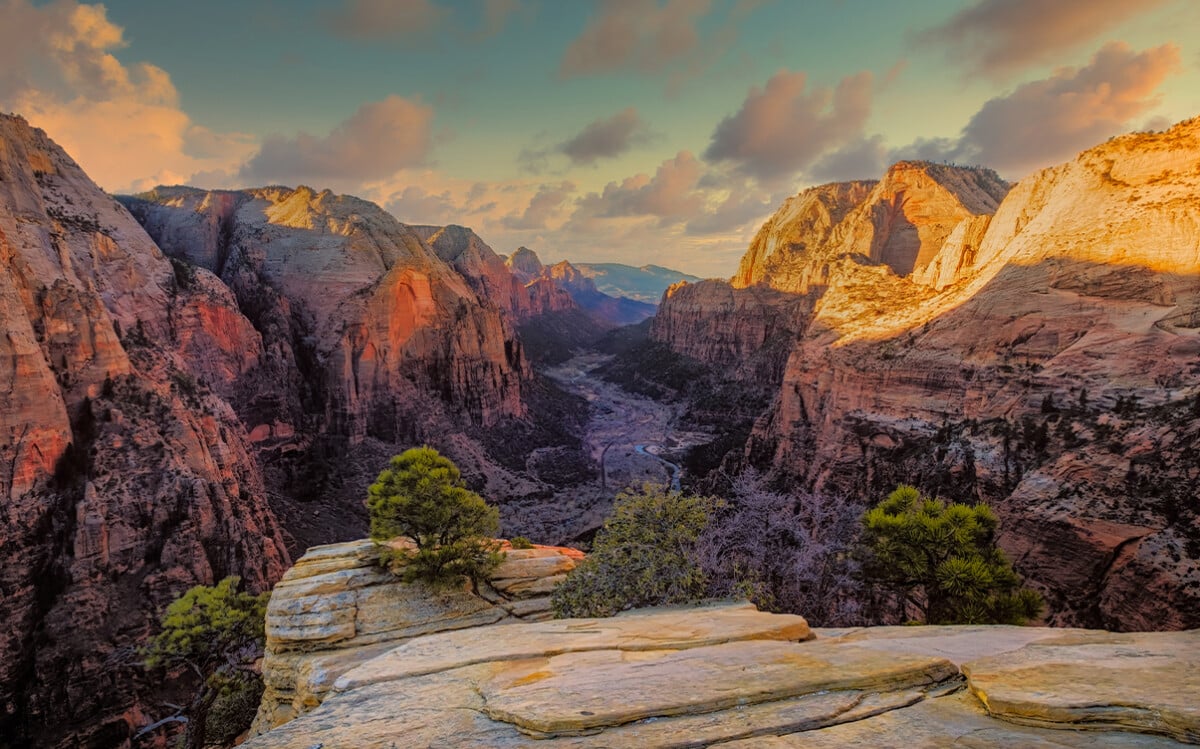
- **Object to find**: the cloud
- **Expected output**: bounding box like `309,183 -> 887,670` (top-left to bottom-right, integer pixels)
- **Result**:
684,184 -> 776,234
574,151 -> 704,223
0,0 -> 255,192
240,96 -> 434,185
325,0 -> 446,39
559,107 -> 654,165
807,135 -> 888,183
502,181 -> 575,230
916,0 -> 1167,80
478,0 -> 522,38
947,41 -> 1180,176
560,0 -> 710,77
704,69 -> 873,182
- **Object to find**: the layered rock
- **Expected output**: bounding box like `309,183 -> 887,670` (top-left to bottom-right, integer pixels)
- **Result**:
654,119 -> 1200,630
243,598 -> 1199,748
0,113 -> 291,746
732,163 -> 1008,292
252,538 -> 584,732
123,187 -> 528,442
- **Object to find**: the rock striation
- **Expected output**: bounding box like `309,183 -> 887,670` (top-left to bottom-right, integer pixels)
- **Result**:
252,538 -> 584,732
242,594 -> 1200,748
122,187 -> 529,443
653,119 -> 1200,631
0,113 -> 291,746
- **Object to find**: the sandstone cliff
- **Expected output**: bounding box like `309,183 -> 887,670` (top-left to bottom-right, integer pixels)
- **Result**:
654,120 -> 1200,630
240,572 -> 1200,748
0,113 -> 291,746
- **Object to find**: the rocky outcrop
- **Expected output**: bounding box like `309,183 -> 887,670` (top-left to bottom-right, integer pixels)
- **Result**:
650,280 -> 811,375
653,119 -> 1200,630
732,164 -> 1007,292
0,113 -> 291,746
507,248 -> 657,326
123,187 -> 528,442
242,598 -> 1199,747
252,538 -> 584,732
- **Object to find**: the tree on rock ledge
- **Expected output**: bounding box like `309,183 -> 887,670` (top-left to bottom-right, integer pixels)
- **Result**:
367,447 -> 502,588
860,485 -> 1043,625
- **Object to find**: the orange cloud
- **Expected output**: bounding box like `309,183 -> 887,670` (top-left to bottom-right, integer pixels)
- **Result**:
917,0 -> 1168,80
0,0 -> 255,192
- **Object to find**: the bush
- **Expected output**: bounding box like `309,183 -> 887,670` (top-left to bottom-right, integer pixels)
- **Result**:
367,447 -> 501,588
695,471 -> 864,625
860,486 -> 1042,625
552,485 -> 715,618
142,577 -> 268,749
509,536 -> 535,549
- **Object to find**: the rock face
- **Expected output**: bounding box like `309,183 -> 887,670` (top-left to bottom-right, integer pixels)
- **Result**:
122,187 -> 528,443
506,248 -> 657,326
0,114 -> 291,746
252,538 -> 584,732
653,120 -> 1200,630
242,597 -> 1199,748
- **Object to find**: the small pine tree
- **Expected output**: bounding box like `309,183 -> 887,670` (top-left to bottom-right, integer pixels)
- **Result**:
142,577 -> 268,749
551,485 -> 715,618
367,447 -> 501,588
860,486 -> 1042,625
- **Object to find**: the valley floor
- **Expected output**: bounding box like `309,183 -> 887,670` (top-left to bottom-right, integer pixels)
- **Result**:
542,353 -> 710,495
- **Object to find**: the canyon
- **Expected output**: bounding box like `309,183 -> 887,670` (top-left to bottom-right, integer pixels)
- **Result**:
2,107 -> 1200,748
650,118 -> 1200,631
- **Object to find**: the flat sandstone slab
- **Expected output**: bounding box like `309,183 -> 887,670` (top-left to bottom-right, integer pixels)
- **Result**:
480,639 -> 958,735
335,601 -> 812,689
723,691 -> 1191,749
962,630 -> 1200,743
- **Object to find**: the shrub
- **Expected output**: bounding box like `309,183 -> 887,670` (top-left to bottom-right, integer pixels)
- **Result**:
367,447 -> 501,588
142,577 -> 268,749
552,485 -> 715,618
859,485 -> 1042,625
509,536 -> 535,549
695,471 -> 864,625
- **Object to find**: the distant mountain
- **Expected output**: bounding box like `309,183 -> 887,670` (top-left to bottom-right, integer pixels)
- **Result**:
504,248 -> 658,327
573,262 -> 703,304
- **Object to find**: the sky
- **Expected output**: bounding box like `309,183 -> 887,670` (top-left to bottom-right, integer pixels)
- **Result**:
2,0 -> 1198,277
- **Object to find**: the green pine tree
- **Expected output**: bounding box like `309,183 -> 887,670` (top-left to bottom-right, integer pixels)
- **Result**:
367,447 -> 501,588
142,577 -> 268,749
860,485 -> 1042,625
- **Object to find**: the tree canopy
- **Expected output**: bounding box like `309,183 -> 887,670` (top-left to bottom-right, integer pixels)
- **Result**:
366,446 -> 501,587
860,485 -> 1042,625
142,576 -> 268,749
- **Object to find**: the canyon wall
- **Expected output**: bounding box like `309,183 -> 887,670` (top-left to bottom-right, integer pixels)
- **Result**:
0,114 -> 291,747
654,119 -> 1200,630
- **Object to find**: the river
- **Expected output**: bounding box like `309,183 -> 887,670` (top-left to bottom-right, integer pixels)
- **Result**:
543,352 -> 709,495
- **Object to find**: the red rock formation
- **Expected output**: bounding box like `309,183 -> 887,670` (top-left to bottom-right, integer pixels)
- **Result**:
124,186 -> 528,444
655,120 -> 1200,630
0,114 -> 291,746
